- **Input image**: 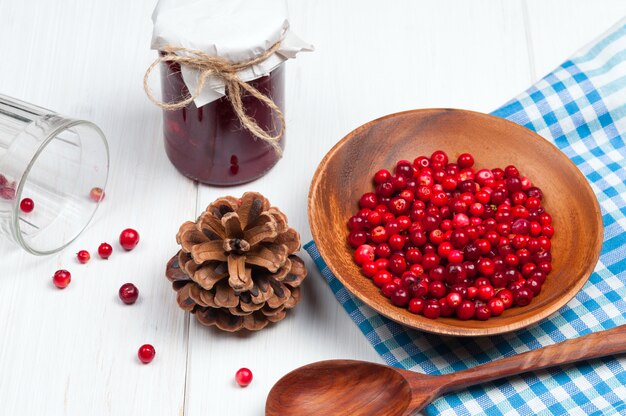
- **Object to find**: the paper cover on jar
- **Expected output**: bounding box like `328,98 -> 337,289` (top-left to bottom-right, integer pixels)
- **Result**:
151,0 -> 313,107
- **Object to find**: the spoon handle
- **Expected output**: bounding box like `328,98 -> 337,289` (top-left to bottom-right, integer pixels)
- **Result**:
441,324 -> 626,392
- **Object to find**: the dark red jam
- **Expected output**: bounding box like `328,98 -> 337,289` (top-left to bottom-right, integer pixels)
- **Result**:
160,57 -> 285,185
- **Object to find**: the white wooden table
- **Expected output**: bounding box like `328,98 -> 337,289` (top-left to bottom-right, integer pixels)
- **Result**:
0,1 -> 624,415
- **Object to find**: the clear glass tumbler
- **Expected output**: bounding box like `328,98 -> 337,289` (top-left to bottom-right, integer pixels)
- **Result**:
0,94 -> 109,255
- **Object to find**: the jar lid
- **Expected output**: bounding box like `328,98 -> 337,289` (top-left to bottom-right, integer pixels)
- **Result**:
151,0 -> 313,106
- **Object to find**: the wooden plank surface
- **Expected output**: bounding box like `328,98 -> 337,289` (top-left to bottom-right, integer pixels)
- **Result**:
0,1 -> 622,415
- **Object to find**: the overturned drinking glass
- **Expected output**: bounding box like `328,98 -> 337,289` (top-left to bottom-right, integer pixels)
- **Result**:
0,94 -> 109,255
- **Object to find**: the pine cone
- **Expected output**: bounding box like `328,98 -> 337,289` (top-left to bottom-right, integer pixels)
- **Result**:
165,192 -> 307,331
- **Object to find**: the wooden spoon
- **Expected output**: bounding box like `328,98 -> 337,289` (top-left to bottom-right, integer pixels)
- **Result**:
266,325 -> 626,415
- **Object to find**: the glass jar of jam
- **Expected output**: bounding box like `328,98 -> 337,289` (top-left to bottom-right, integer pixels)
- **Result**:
159,58 -> 285,186
150,0 -> 311,185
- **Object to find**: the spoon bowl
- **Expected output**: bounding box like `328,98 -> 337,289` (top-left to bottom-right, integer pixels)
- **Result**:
266,360 -> 420,416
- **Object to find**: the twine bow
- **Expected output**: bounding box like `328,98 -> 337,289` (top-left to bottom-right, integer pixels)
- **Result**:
144,42 -> 285,156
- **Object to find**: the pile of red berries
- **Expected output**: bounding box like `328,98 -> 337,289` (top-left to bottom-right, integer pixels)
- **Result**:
348,151 -> 554,320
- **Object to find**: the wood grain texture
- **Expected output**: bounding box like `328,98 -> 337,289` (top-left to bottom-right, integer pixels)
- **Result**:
0,1 -> 192,415
187,2 -> 532,414
266,325 -> 626,415
0,0 -> 620,415
309,109 -> 603,336
524,0 -> 626,81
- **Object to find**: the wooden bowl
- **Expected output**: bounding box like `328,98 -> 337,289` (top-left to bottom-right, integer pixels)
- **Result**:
308,109 -> 603,336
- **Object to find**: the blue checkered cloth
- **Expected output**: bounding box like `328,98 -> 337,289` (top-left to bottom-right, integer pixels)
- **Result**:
305,18 -> 626,415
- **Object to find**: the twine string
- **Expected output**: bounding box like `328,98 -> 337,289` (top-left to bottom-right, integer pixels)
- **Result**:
144,42 -> 284,156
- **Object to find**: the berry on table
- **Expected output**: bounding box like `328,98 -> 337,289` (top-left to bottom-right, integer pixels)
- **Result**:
138,344 -> 156,364
77,250 -> 91,264
235,368 -> 253,387
98,242 -> 113,259
119,228 -> 140,251
119,283 -> 139,305
53,270 -> 71,289
89,187 -> 105,202
19,198 -> 34,213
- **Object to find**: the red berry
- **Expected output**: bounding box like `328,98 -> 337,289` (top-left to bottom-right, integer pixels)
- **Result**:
423,300 -> 441,319
361,261 -> 378,278
53,270 -> 71,289
373,270 -> 392,287
119,283 -> 139,305
539,213 -> 552,226
375,243 -> 391,259
488,298 -> 505,316
76,250 -> 90,264
477,285 -> 495,301
514,287 -> 534,306
388,234 -> 405,251
90,187 -> 105,202
370,226 -> 388,244
381,283 -> 398,298
405,248 -> 422,264
354,245 -> 374,265
19,198 -> 34,213
446,292 -> 463,308
421,253 -> 440,270
98,242 -> 113,259
395,160 -> 415,178
497,289 -> 514,308
477,258 -> 495,276
347,215 -> 365,231
138,344 -> 155,364
457,153 -> 474,168
408,298 -> 424,314
391,288 -> 410,307
359,192 -> 378,209
456,300 -> 476,320
374,169 -> 391,184
375,258 -> 389,271
348,231 -> 367,248
428,281 -> 447,299
367,211 -> 382,226
542,225 -> 555,238
447,250 -> 463,264
467,286 -> 478,300
235,368 -> 253,387
388,253 -> 407,275
475,305 -> 492,321
396,215 -> 411,230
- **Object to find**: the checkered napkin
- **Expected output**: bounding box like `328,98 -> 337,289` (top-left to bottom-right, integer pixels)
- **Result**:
305,18 -> 626,416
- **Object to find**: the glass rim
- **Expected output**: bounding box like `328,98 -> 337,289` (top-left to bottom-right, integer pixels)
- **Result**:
12,118 -> 109,255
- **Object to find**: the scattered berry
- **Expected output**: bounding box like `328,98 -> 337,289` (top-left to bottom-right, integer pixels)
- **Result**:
119,228 -> 140,251
235,368 -> 253,387
77,250 -> 91,264
98,242 -> 113,259
89,187 -> 105,202
19,198 -> 34,213
119,283 -> 139,305
138,344 -> 155,364
53,270 -> 71,289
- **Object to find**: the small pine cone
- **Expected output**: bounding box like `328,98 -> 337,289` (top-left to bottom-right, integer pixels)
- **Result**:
165,192 -> 307,331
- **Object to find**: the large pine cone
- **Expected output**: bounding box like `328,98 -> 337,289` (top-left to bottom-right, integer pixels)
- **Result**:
165,192 -> 307,331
